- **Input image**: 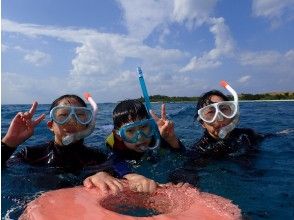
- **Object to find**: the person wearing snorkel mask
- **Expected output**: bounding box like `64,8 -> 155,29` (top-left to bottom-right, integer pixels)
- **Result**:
105,99 -> 183,162
194,82 -> 263,158
2,94 -> 157,194
83,99 -> 184,193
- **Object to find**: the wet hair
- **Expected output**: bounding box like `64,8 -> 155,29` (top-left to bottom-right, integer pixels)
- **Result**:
49,94 -> 87,112
113,99 -> 149,129
194,90 -> 229,123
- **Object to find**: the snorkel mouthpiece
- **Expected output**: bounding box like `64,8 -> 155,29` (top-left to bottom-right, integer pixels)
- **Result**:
137,67 -> 160,150
62,93 -> 98,145
218,80 -> 239,139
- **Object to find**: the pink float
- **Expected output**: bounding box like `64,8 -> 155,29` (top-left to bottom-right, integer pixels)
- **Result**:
20,184 -> 241,220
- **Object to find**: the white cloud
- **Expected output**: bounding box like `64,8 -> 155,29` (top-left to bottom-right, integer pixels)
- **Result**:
117,0 -> 172,41
180,17 -> 234,72
2,0 -> 229,76
238,75 -> 251,83
24,50 -> 51,66
1,72 -> 68,104
252,0 -> 294,28
172,0 -> 218,29
2,19 -> 185,82
2,19 -> 95,43
239,51 -> 281,66
2,44 -> 9,52
179,54 -> 221,72
285,49 -> 294,61
118,0 -> 218,40
117,0 -> 234,73
71,39 -> 124,76
239,49 -> 294,77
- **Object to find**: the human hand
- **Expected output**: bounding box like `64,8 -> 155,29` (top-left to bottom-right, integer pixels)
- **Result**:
159,182 -> 191,189
150,104 -> 180,149
83,171 -> 124,194
124,173 -> 157,193
2,101 -> 45,148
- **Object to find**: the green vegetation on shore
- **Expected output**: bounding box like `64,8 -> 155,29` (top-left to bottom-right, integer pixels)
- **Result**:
136,92 -> 294,102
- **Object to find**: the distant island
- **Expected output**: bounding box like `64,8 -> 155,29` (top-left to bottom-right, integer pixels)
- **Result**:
136,92 -> 294,102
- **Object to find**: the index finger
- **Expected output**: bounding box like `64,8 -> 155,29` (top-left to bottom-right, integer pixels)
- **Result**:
29,101 -> 38,116
150,110 -> 160,122
161,104 -> 166,121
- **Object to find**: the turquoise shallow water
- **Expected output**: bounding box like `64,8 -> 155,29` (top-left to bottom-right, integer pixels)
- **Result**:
1,101 -> 294,219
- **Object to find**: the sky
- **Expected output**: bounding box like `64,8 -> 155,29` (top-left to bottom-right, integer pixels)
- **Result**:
1,0 -> 294,104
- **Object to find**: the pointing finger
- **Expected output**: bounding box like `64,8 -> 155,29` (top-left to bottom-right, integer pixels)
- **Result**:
161,104 -> 166,121
29,101 -> 38,116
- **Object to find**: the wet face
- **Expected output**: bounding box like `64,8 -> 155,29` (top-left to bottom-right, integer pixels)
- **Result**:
201,95 -> 233,139
47,98 -> 88,145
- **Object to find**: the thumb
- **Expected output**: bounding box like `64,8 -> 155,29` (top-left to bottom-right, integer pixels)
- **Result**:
83,178 -> 93,188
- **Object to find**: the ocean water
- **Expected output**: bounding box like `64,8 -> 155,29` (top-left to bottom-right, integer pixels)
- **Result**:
1,101 -> 294,219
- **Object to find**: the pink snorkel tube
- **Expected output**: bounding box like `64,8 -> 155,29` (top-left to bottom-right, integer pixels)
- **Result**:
62,93 -> 98,145
218,81 -> 239,139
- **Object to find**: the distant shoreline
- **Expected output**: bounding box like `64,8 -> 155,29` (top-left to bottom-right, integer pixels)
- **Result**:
2,99 -> 294,105
135,93 -> 294,103
239,99 -> 294,102
148,99 -> 294,103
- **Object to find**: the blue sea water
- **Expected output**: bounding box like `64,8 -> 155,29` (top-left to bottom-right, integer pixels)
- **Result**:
1,101 -> 294,219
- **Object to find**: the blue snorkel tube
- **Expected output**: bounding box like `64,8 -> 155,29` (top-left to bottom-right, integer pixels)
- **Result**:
137,67 -> 161,150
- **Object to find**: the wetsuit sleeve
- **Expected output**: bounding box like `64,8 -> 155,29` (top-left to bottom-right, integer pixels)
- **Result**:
241,128 -> 264,145
1,142 -> 16,166
160,137 -> 185,152
1,142 -> 27,167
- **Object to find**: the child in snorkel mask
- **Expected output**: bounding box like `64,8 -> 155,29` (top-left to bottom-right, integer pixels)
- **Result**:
84,99 -> 184,193
105,99 -> 183,162
193,81 -> 263,158
2,94 -> 157,194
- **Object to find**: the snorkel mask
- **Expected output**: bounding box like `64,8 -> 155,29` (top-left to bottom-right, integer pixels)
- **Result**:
117,118 -> 159,152
197,81 -> 239,139
50,93 -> 98,145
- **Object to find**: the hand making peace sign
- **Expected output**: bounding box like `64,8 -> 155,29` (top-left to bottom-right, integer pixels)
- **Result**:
2,102 -> 46,148
150,104 -> 180,149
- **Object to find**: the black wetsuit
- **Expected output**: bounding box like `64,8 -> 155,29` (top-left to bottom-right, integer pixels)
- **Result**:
169,128 -> 264,185
1,140 -> 131,178
192,128 -> 263,158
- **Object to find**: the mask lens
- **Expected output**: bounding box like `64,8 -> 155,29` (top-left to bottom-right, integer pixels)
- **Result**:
199,105 -> 217,122
124,127 -> 138,141
51,107 -> 71,124
74,108 -> 93,124
219,101 -> 236,118
119,119 -> 154,143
